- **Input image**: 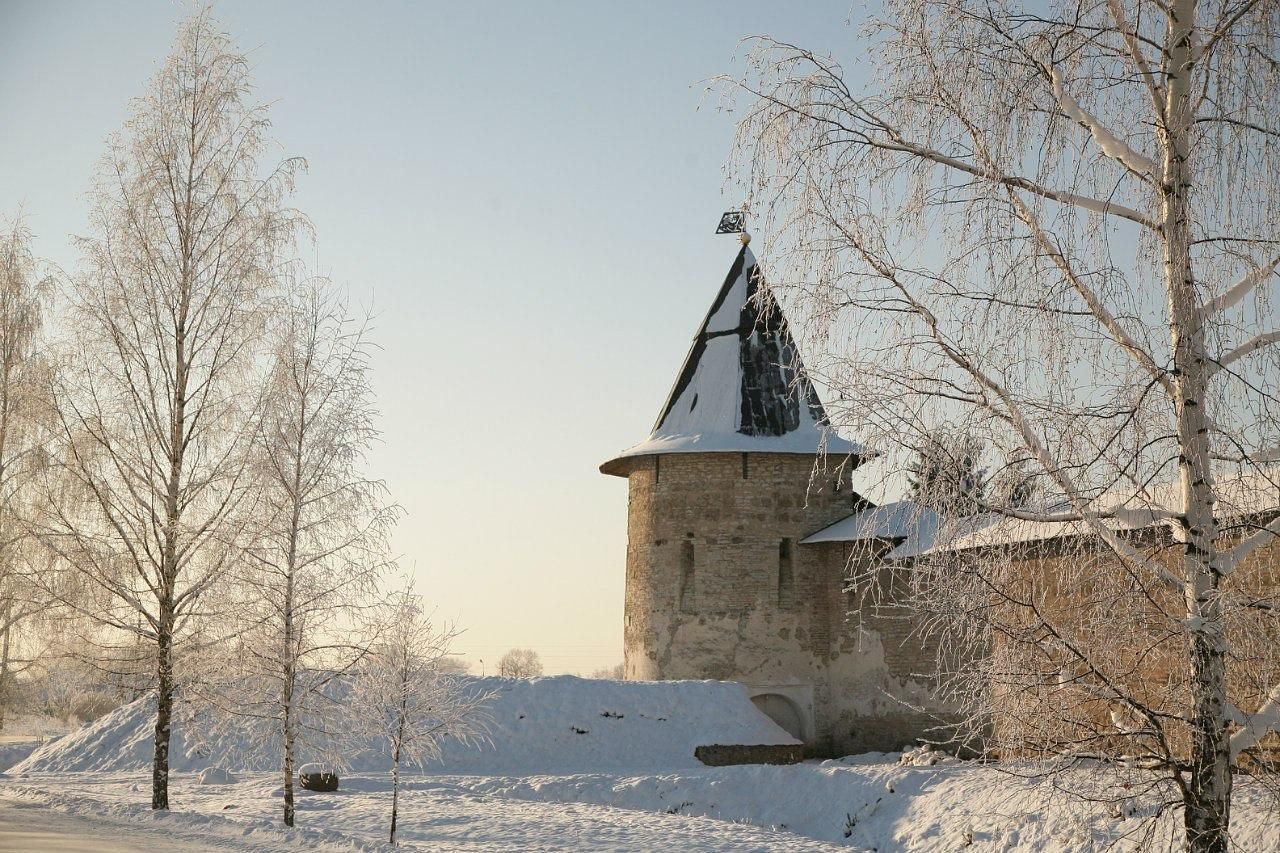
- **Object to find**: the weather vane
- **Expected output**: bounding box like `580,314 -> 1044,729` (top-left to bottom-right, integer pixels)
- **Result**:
715,210 -> 745,234
715,208 -> 751,246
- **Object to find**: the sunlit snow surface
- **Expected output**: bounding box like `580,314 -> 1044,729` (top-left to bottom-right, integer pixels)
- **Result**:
3,676 -> 1278,851
4,762 -> 1279,851
9,676 -> 797,775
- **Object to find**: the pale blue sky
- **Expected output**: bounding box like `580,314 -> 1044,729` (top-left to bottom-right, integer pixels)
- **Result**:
0,0 -> 873,674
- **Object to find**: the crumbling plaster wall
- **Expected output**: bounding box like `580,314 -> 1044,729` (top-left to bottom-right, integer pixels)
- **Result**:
823,546 -> 956,754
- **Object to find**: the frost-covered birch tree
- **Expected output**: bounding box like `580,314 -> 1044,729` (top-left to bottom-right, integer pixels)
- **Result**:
36,12 -> 298,810
0,218 -> 56,731
725,2 -> 1280,850
347,586 -> 491,844
199,273 -> 395,828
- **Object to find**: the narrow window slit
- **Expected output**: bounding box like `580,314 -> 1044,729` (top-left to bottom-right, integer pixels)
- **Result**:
778,538 -> 794,607
678,539 -> 696,612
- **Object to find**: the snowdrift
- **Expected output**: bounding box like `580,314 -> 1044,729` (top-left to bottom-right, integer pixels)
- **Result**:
8,676 -> 797,775
0,740 -> 40,771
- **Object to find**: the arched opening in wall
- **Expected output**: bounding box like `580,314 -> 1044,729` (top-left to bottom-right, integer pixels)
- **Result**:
678,539 -> 695,612
750,693 -> 805,741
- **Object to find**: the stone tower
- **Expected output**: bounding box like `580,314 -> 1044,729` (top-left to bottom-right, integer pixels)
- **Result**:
601,243 -> 875,748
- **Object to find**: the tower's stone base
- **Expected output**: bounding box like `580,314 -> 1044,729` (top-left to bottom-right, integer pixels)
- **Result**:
615,451 -> 953,757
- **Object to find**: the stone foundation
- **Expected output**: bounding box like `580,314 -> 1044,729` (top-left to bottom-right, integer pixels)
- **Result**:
693,743 -> 806,766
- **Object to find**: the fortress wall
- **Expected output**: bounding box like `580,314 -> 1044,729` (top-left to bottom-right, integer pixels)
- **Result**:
984,528 -> 1280,761
821,545 -> 960,755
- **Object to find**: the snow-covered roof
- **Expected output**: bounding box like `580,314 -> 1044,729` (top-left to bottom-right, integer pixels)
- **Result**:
601,244 -> 871,476
888,467 -> 1280,560
800,468 -> 1280,558
801,501 -> 944,547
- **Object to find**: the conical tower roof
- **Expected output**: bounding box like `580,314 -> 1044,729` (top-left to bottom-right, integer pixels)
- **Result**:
601,244 -> 870,476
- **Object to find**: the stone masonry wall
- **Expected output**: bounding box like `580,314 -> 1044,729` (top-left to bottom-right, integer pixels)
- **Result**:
824,546 -> 960,755
620,451 -> 951,756
984,528 -> 1280,761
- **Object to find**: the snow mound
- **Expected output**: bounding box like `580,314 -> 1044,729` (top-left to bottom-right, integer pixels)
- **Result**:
898,743 -> 958,767
196,766 -> 236,785
9,676 -> 796,776
295,762 -> 334,776
0,739 -> 42,771
11,697 -> 168,774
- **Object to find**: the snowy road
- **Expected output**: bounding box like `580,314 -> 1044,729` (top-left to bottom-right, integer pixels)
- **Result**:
1,775 -> 848,852
0,794 -> 294,852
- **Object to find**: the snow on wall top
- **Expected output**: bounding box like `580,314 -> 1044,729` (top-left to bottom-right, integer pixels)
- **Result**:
801,501 -> 944,547
7,676 -> 797,776
601,246 -> 870,475
897,466 -> 1280,558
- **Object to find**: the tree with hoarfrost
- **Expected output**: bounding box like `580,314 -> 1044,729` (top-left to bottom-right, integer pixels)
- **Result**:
436,656 -> 472,675
725,2 -> 1280,850
197,273 -> 396,828
34,12 -> 300,810
497,647 -> 543,678
347,586 -> 492,844
590,663 -> 626,680
0,218 -> 56,731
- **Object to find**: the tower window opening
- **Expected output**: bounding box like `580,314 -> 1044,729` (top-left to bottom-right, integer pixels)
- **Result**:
678,540 -> 696,612
742,452 -> 749,479
654,456 -> 661,484
778,538 -> 794,607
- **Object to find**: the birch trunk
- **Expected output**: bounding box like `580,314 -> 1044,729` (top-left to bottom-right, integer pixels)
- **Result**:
282,595 -> 296,829
272,305 -> 320,829
149,151 -> 192,812
390,659 -> 409,844
389,752 -> 401,844
1161,4 -> 1230,847
152,609 -> 174,811
282,702 -> 295,828
0,599 -> 10,732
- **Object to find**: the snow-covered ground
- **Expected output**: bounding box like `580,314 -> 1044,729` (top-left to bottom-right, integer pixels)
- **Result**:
3,677 -> 1278,851
4,762 -> 1278,851
0,773 -> 844,852
458,759 -> 1280,850
0,787 -> 354,852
